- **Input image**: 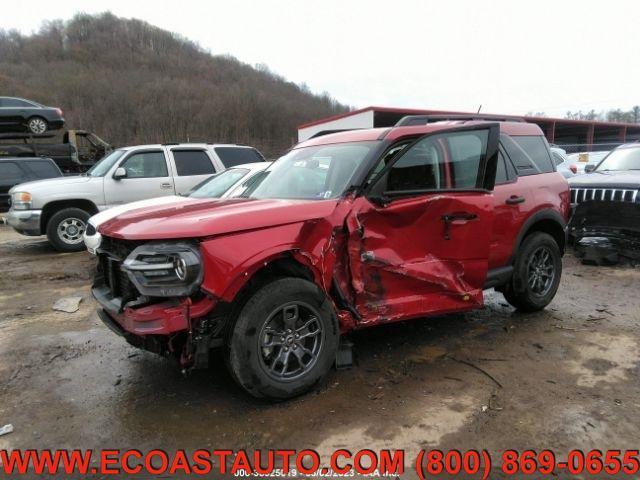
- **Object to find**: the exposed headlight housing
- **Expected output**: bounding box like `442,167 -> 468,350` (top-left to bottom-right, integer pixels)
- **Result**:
122,242 -> 202,297
11,192 -> 32,210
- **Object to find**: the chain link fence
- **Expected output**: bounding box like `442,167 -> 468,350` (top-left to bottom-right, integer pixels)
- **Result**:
552,142 -> 626,155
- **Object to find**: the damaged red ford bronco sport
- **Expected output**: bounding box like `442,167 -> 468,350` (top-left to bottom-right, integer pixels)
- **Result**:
93,118 -> 570,399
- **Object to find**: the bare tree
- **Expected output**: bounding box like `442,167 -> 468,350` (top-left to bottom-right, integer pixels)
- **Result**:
0,12 -> 350,157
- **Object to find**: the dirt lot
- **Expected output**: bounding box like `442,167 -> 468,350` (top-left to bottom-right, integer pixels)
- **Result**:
1,222 -> 639,477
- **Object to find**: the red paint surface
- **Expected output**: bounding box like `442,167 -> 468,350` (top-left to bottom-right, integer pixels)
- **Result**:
490,172 -> 569,268
100,197 -> 340,240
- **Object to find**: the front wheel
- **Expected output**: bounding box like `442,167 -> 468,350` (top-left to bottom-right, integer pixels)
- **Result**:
227,277 -> 339,400
503,232 -> 562,312
27,116 -> 48,134
46,208 -> 90,252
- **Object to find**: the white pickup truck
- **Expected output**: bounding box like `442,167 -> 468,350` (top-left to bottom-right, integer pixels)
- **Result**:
6,143 -> 265,251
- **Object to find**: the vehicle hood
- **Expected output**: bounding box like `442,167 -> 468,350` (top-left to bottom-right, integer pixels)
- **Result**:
568,170 -> 640,189
8,175 -> 97,194
99,198 -> 341,240
89,195 -> 191,227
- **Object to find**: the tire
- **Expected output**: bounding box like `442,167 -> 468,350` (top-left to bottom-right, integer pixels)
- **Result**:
46,208 -> 90,252
27,116 -> 48,134
227,277 -> 339,400
503,232 -> 562,312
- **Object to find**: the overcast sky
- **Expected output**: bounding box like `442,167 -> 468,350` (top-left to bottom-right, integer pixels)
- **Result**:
5,0 -> 640,117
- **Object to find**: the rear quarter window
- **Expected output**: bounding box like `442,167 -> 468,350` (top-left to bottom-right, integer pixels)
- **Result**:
496,151 -> 516,185
172,150 -> 216,176
215,147 -> 265,168
500,134 -> 540,177
511,135 -> 554,173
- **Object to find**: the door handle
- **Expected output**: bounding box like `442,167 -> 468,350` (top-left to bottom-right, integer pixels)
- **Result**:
161,183 -> 172,189
506,195 -> 525,205
441,212 -> 478,240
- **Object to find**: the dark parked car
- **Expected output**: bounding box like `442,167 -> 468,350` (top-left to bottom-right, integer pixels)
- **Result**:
0,157 -> 62,212
569,143 -> 640,263
0,97 -> 65,134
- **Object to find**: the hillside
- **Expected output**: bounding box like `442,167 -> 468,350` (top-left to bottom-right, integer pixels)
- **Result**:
0,13 -> 349,156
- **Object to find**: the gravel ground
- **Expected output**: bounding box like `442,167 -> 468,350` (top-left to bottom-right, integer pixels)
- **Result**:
1,223 -> 639,478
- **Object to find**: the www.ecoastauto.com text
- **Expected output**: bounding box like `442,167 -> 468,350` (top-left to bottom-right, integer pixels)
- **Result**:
2,448 -> 640,477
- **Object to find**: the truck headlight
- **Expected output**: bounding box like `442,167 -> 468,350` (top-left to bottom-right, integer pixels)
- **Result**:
11,192 -> 32,210
122,242 -> 202,297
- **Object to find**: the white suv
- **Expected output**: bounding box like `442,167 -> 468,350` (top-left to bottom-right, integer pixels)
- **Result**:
6,143 -> 264,251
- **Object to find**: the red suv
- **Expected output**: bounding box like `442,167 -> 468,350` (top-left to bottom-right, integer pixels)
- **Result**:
93,119 -> 569,399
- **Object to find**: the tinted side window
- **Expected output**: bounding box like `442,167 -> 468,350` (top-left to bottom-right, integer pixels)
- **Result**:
0,162 -> 25,185
512,136 -> 554,173
382,130 -> 488,192
501,134 -> 539,176
26,160 -> 61,179
172,150 -> 216,176
215,147 -> 264,168
2,98 -> 33,107
121,151 -> 168,178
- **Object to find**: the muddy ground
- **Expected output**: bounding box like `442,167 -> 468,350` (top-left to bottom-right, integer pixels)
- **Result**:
1,222 -> 639,478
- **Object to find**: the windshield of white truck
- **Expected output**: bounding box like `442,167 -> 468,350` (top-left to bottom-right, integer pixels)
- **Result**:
85,150 -> 126,177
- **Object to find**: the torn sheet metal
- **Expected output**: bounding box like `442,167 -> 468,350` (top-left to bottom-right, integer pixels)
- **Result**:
345,195 -> 493,325
570,201 -> 640,264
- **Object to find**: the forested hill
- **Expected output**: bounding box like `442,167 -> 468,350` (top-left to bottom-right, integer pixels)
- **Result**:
0,13 -> 349,156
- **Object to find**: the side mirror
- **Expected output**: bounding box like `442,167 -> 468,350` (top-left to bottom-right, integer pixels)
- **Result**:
584,164 -> 596,173
113,167 -> 127,179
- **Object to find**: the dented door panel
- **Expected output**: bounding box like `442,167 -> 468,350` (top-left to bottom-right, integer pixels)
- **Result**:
346,193 -> 494,325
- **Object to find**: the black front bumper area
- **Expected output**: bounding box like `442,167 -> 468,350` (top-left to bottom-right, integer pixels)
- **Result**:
570,200 -> 640,264
96,307 -> 168,355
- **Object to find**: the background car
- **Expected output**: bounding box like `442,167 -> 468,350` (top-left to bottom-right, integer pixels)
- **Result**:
6,143 -> 265,252
0,157 -> 62,212
567,150 -> 610,175
83,162 -> 270,253
550,146 -> 576,178
0,96 -> 65,134
568,143 -> 640,263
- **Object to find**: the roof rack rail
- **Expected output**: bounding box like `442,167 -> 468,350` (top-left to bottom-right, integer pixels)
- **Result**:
394,114 -> 525,127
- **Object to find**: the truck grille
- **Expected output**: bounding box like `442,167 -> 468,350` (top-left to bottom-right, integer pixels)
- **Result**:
570,188 -> 639,205
98,238 -> 141,301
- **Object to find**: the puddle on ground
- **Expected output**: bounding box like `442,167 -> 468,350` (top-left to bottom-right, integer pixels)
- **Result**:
314,394 -> 476,459
568,333 -> 638,387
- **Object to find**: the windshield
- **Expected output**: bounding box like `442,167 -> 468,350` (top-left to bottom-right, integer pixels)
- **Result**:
247,142 -> 376,200
596,148 -> 640,171
85,150 -> 126,177
189,168 -> 249,198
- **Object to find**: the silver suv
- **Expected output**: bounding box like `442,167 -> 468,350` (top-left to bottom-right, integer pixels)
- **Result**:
6,143 -> 264,251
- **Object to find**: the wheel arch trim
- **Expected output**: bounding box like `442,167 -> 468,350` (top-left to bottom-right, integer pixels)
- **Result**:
510,209 -> 567,264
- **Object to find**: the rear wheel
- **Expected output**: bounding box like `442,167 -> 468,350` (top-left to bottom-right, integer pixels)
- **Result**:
46,208 -> 90,252
227,277 -> 339,399
503,232 -> 562,312
27,116 -> 48,134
